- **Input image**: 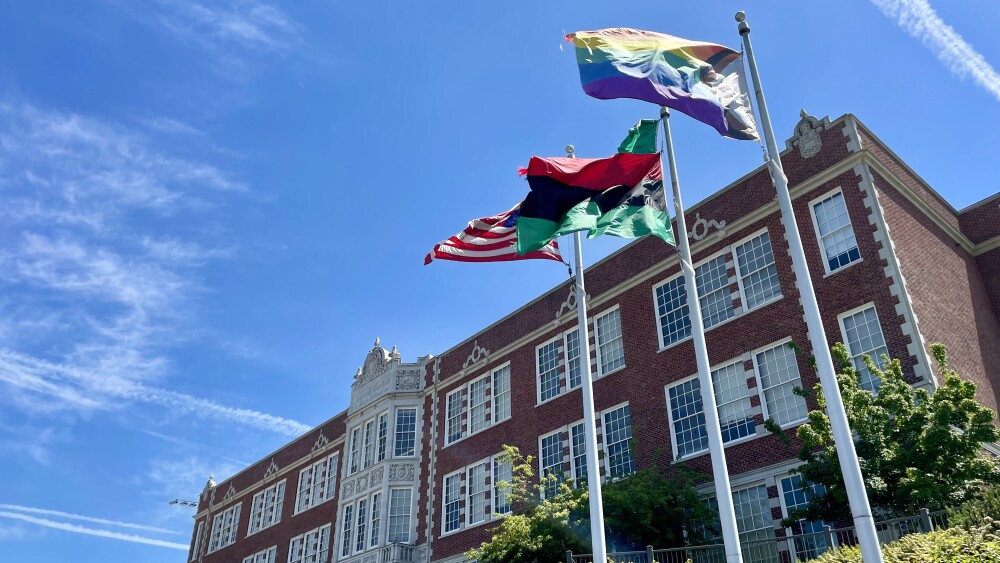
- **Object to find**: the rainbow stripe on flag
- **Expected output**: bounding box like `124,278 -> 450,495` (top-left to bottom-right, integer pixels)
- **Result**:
566,28 -> 757,140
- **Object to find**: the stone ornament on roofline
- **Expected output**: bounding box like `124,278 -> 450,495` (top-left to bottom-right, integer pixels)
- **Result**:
556,284 -> 590,319
786,109 -> 832,159
688,213 -> 727,241
463,340 -> 489,369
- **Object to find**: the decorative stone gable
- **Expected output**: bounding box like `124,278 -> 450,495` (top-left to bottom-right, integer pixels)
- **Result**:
786,109 -> 832,159
349,339 -> 424,413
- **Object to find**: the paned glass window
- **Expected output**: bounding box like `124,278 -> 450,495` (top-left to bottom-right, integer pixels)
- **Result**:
655,275 -> 691,347
696,255 -> 735,328
493,365 -> 511,422
190,520 -> 204,561
340,505 -> 353,558
443,473 -> 462,533
570,422 -> 587,484
841,306 -> 889,392
446,389 -> 464,444
733,484 -> 778,563
735,231 -> 782,310
207,503 -> 241,553
289,525 -> 330,563
247,479 -> 285,535
242,546 -> 276,563
755,343 -> 808,426
363,420 -> 375,469
781,475 -> 830,559
667,379 -> 708,458
538,340 -> 561,402
469,377 -> 488,433
813,191 -> 861,272
377,412 -> 388,462
393,408 -> 417,457
540,433 -> 564,498
712,362 -> 755,443
603,405 -> 635,478
349,427 -> 362,474
467,462 -> 488,525
387,489 -> 412,543
565,329 -> 582,389
295,453 -> 338,514
354,499 -> 367,554
493,457 -> 512,516
369,492 -> 382,548
595,309 -> 624,374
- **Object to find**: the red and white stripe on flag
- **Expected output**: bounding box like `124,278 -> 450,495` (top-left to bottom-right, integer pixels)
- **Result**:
424,202 -> 563,265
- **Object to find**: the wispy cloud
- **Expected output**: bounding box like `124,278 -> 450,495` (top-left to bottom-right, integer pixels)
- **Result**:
870,0 -> 1000,101
0,99 -> 309,438
0,511 -> 187,551
0,505 -> 178,535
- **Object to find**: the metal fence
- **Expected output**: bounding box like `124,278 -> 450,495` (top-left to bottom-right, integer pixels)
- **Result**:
568,508 -> 949,563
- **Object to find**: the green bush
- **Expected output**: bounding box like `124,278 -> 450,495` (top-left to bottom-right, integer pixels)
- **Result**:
949,487 -> 1000,530
811,520 -> 1000,562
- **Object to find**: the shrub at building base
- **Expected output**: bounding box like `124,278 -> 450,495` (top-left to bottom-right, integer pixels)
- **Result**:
948,486 -> 1000,530
811,520 -> 1000,562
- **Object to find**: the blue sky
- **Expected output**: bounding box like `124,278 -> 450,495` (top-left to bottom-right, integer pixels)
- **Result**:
0,1 -> 997,561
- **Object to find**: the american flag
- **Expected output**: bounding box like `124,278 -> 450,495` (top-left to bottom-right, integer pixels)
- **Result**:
424,202 -> 563,265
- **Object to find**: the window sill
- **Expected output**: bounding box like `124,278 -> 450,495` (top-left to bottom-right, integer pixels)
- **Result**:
657,295 -> 787,354
443,416 -> 511,449
822,257 -> 863,278
672,432 -> 761,463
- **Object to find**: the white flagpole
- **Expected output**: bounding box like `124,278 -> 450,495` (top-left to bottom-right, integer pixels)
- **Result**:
660,108 -> 743,563
736,12 -> 884,563
565,145 -> 609,563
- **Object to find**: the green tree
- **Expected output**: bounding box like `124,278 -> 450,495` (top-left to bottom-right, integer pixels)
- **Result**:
466,446 -> 713,562
788,343 -> 1000,522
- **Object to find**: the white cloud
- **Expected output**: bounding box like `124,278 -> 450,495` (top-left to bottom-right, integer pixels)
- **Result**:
0,505 -> 178,535
146,456 -> 240,503
152,0 -> 301,54
0,511 -> 188,551
870,0 -> 1000,101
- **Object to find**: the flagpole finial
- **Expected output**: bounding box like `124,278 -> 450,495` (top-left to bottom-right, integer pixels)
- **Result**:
565,145 -> 574,156
660,106 -> 669,118
736,11 -> 750,35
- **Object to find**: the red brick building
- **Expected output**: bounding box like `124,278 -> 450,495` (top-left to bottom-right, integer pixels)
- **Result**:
186,112 -> 1000,563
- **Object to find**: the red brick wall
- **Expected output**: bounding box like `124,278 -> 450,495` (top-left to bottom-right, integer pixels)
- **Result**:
959,195 -> 1000,244
978,247 -> 1000,319
870,172 -> 1000,413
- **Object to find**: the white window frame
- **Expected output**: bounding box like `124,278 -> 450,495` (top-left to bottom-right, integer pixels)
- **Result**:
569,421 -> 588,484
353,497 -> 368,555
652,271 -> 692,350
733,228 -> 783,312
290,523 -> 331,563
339,504 -> 354,559
665,374 -> 709,460
809,187 -> 862,275
731,482 -> 778,563
444,387 -> 465,445
386,487 -> 412,544
777,474 -> 831,560
492,362 -> 512,424
190,520 -> 205,561
694,250 -> 736,330
393,407 -> 417,458
538,429 -> 565,499
564,328 -> 583,391
368,491 -> 383,548
594,305 -> 625,376
752,339 -> 809,429
376,411 -> 389,463
600,402 -> 635,479
711,360 -> 756,445
536,335 -> 563,405
492,453 -> 513,517
466,461 -> 489,527
207,502 -> 242,554
349,427 -> 362,475
837,302 -> 890,392
247,479 -> 286,536
242,545 -> 277,563
294,453 -> 338,515
441,470 -> 463,535
468,373 -> 489,434
362,419 -> 375,470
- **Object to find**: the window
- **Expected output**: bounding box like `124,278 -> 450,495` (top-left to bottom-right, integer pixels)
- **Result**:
394,408 -> 417,457
467,462 -> 488,525
369,492 -> 382,548
565,329 -> 582,389
540,432 -> 564,498
595,308 -> 624,374
339,505 -> 353,558
493,365 -> 511,422
445,389 -> 464,444
354,499 -> 368,554
812,191 -> 860,272
537,339 -> 561,402
712,362 -> 755,443
780,475 -> 830,559
289,524 -> 331,563
667,378 -> 708,458
295,453 -> 338,514
242,546 -> 276,563
377,412 -> 388,462
840,305 -> 889,392
363,420 -> 375,469
733,484 -> 778,563
190,520 -> 204,561
603,405 -> 635,478
570,422 -> 587,484
655,275 -> 692,347
247,479 -> 285,535
207,503 -> 241,553
735,231 -> 782,310
349,427 -> 362,474
755,343 -> 808,426
387,488 -> 412,543
443,473 -> 462,533
469,377 -> 488,433
493,456 -> 512,516
696,255 -> 735,328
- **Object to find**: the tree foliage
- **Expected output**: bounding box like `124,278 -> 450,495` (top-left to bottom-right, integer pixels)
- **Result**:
787,343 -> 1000,522
466,446 -> 711,562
